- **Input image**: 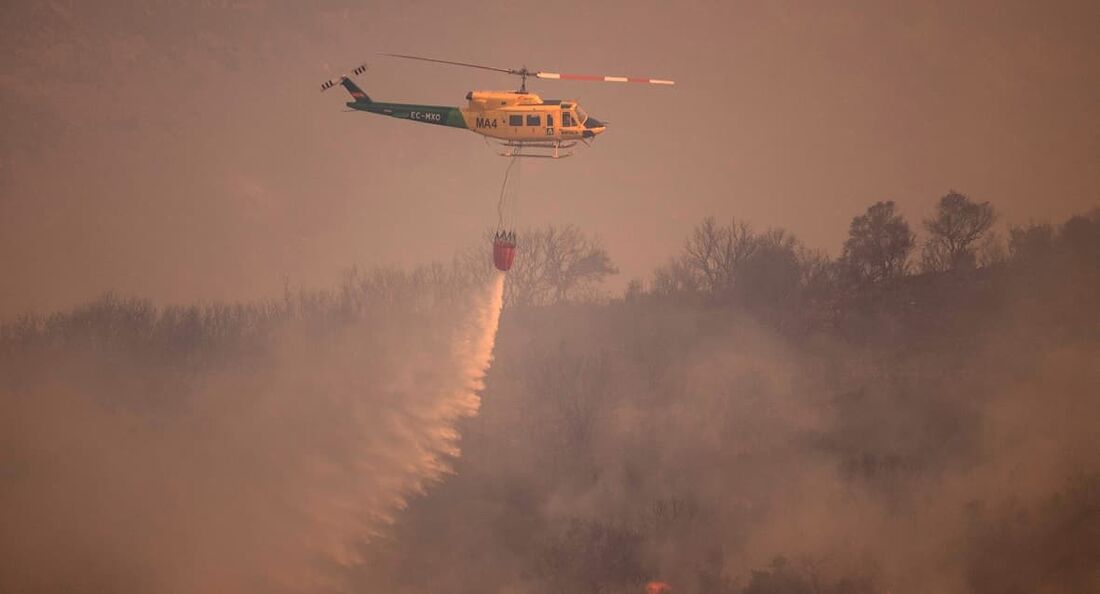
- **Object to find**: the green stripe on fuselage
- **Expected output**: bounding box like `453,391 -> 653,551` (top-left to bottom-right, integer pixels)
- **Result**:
348,101 -> 467,129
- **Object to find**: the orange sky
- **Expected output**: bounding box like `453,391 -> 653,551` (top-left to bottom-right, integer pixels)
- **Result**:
2,0 -> 1097,316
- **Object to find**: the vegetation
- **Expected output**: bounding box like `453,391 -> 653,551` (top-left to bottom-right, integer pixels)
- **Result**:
2,195 -> 1098,594
839,200 -> 914,284
920,191 -> 997,272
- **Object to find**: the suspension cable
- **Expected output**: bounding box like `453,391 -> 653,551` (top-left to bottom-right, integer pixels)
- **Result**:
497,155 -> 520,231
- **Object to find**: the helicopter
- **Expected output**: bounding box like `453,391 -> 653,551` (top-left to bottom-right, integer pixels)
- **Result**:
321,54 -> 674,159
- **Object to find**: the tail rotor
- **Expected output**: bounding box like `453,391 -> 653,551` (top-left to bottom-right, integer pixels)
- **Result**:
320,63 -> 371,103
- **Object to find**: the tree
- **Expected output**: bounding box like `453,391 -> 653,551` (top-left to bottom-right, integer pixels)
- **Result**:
840,201 -> 914,283
1060,210 -> 1100,264
651,257 -> 701,297
1008,223 -> 1054,262
655,217 -> 822,328
734,228 -> 803,310
681,216 -> 757,296
508,225 -> 618,306
921,191 -> 996,272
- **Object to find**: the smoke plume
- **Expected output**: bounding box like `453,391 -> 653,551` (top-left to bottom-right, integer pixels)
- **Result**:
0,272 -> 507,593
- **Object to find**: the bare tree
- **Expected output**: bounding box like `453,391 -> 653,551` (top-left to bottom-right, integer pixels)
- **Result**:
840,201 -> 915,283
921,191 -> 996,272
508,225 -> 618,306
682,216 -> 756,295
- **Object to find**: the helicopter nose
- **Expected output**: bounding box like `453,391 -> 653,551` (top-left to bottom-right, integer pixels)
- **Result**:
583,116 -> 606,129
582,116 -> 607,138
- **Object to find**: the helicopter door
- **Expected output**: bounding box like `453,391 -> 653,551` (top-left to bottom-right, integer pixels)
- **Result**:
562,111 -> 573,128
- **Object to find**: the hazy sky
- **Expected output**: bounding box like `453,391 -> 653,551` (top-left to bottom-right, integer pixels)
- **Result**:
2,0 -> 1097,316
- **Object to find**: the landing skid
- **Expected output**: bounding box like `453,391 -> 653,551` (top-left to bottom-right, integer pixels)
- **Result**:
496,140 -> 578,159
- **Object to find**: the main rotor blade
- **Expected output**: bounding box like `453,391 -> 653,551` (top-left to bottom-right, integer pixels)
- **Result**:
536,71 -> 675,85
382,53 -> 519,75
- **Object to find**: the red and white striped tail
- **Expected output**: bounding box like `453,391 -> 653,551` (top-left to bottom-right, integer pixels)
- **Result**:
536,72 -> 674,85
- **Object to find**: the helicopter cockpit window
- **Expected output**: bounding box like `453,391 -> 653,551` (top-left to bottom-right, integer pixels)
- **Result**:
575,106 -> 589,124
508,115 -> 523,126
526,114 -> 540,126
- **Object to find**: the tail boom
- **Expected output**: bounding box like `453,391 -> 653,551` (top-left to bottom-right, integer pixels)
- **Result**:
352,102 -> 468,130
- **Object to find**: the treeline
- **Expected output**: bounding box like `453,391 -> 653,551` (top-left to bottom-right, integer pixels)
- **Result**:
0,225 -> 618,362
638,192 -> 1099,335
6,191 -> 1094,350
0,264 -> 477,364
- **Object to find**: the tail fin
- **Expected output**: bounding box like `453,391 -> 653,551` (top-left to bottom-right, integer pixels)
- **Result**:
320,64 -> 371,103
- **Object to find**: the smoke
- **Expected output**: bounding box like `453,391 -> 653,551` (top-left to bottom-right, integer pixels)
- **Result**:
0,272 -> 507,593
348,255 -> 1100,594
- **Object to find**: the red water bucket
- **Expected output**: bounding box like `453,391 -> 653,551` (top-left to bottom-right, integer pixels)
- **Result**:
492,235 -> 516,271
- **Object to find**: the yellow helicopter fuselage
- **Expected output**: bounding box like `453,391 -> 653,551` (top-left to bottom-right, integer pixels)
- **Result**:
457,91 -> 605,143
